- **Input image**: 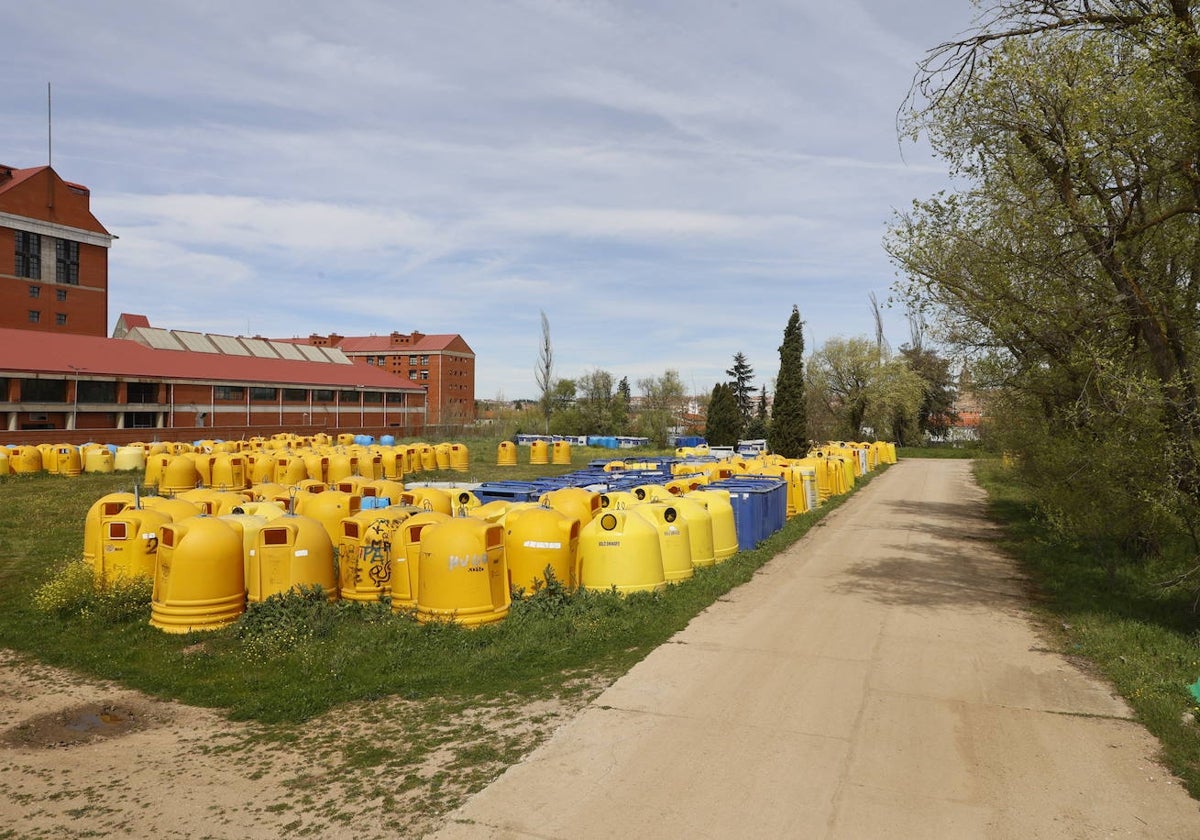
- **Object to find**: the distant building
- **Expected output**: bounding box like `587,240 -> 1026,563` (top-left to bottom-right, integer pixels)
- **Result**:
0,164 -> 113,336
290,331 -> 475,427
0,319 -> 425,442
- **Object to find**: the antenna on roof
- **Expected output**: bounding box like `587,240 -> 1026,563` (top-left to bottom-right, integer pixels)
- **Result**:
47,82 -> 52,168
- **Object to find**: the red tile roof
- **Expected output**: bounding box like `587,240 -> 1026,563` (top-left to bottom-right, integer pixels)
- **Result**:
0,328 -> 423,391
335,334 -> 467,353
0,165 -> 47,197
116,313 -> 151,330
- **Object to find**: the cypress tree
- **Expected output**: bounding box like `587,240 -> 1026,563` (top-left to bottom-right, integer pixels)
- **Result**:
767,305 -> 808,457
705,382 -> 742,446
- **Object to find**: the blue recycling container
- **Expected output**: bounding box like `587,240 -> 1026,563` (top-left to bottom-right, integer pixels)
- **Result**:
709,477 -> 787,550
474,481 -> 540,504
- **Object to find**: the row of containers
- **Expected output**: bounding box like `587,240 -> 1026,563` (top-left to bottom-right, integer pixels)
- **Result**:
79,440 -> 895,634
0,435 -> 472,479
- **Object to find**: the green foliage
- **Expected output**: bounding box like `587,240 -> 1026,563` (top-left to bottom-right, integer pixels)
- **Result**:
33,559 -> 152,624
806,336 -> 923,442
725,352 -> 755,422
891,2 -> 1200,564
768,304 -> 808,457
235,586 -> 344,662
635,369 -> 686,447
704,382 -> 743,446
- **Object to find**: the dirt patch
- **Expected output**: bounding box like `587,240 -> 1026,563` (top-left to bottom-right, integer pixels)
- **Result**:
2,701 -> 153,748
0,649 -> 610,839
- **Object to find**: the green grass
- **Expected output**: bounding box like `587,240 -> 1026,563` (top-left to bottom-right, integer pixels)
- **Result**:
974,459 -> 1200,797
896,443 -> 983,459
0,442 -> 881,724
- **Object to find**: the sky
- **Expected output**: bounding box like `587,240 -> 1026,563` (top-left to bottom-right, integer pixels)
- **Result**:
5,1 -> 979,401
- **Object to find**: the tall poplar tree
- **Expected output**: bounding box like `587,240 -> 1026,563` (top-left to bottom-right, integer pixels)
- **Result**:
768,305 -> 807,457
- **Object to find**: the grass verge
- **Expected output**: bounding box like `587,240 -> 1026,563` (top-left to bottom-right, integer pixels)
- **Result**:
974,459 -> 1200,797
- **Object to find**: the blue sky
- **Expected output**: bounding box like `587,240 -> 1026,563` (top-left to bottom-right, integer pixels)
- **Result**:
5,1 -> 977,401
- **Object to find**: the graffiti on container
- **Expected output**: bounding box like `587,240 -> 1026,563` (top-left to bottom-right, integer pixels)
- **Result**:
357,538 -> 392,587
448,553 -> 488,572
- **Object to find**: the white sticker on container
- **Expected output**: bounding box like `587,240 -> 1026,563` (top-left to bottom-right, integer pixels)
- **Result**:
294,549 -> 309,557
522,540 -> 562,550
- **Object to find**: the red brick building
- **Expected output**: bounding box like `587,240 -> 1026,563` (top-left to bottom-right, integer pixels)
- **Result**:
0,325 -> 426,445
0,164 -> 113,337
292,331 -> 475,426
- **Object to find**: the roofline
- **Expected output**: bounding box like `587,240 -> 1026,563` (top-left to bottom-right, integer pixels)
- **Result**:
0,211 -> 115,247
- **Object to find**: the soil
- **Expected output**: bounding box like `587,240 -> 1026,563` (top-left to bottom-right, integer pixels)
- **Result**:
0,649 -> 604,839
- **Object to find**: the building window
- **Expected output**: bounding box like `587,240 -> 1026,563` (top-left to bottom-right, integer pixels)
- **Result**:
214,386 -> 245,401
366,358 -> 375,366
15,231 -> 41,279
250,387 -> 277,401
362,391 -> 382,404
420,355 -> 429,365
408,369 -> 417,378
282,388 -> 307,401
20,378 -> 67,402
55,313 -> 67,326
56,288 -> 67,302
28,285 -> 39,298
77,380 -> 118,403
127,382 -> 159,403
420,370 -> 429,380
338,389 -> 360,403
409,355 -> 418,365
312,389 -> 334,402
56,239 -> 80,284
28,310 -> 40,323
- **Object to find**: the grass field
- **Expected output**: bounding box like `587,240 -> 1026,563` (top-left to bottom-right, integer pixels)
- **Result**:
0,442 -> 880,724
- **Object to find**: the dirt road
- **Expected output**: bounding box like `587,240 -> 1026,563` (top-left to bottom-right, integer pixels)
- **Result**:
430,459 -> 1200,839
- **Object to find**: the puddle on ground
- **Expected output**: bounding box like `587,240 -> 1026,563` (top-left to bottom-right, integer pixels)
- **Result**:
2,702 -> 148,748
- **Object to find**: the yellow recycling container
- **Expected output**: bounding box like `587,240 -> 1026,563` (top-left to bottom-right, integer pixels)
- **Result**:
416,518 -> 509,626
529,440 -> 550,465
685,489 -> 738,562
83,447 -> 115,474
651,495 -> 715,569
210,453 -> 249,490
230,499 -> 288,520
83,492 -> 138,572
295,489 -> 361,544
390,511 -> 453,611
497,441 -> 518,466
272,454 -> 308,486
337,433 -> 356,446
246,515 -> 337,602
539,487 -> 600,526
94,507 -> 172,586
471,499 -> 514,523
633,503 -> 694,583
159,454 -> 201,494
0,450 -> 10,476
505,505 -> 580,592
139,495 -> 204,523
53,445 -> 82,477
599,490 -> 641,510
333,475 -> 370,495
401,487 -> 454,516
449,443 -> 470,472
9,445 -> 42,474
365,478 -> 406,506
552,440 -> 571,465
578,509 -> 666,594
113,445 -> 147,472
434,443 -> 452,471
178,488 -> 252,517
303,452 -> 330,482
150,516 -> 246,633
337,509 -> 414,602
219,512 -> 270,571
417,444 -> 437,471
379,448 -> 405,480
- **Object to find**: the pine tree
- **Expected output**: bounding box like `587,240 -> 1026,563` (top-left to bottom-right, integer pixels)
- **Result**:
725,352 -> 755,422
767,305 -> 807,457
705,383 -> 742,446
